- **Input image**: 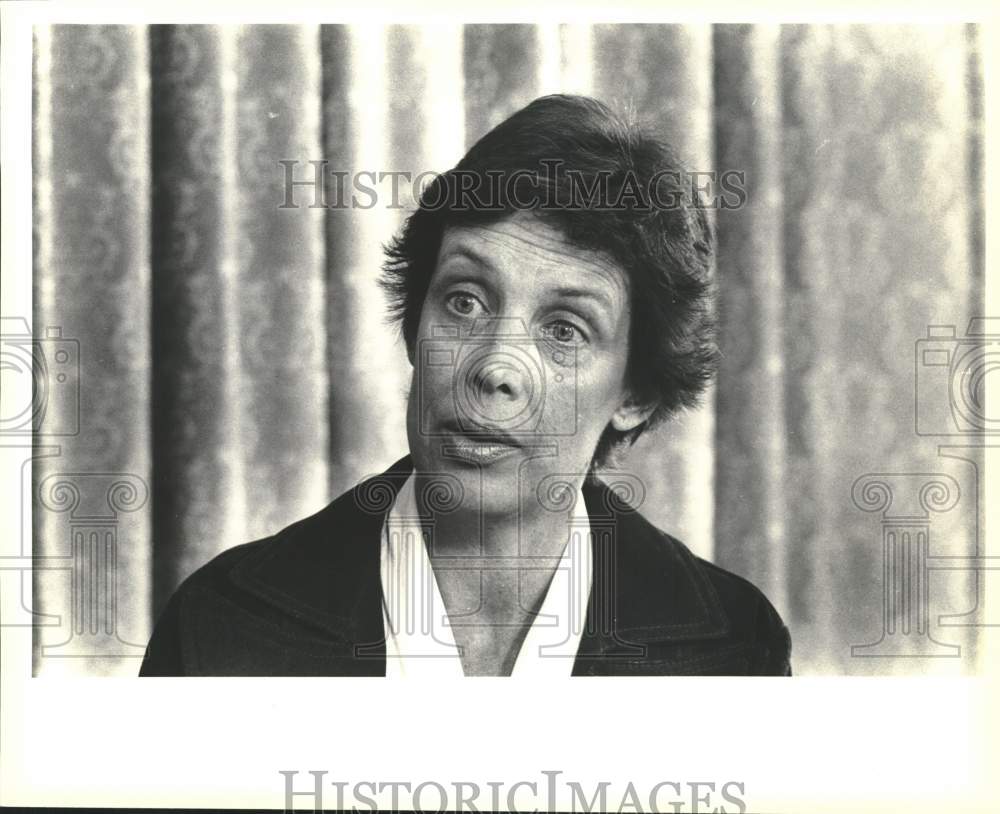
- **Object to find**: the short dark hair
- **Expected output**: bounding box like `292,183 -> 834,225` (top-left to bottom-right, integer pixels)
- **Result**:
381,93 -> 718,466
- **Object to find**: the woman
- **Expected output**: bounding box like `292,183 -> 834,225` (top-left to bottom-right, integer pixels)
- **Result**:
140,94 -> 791,676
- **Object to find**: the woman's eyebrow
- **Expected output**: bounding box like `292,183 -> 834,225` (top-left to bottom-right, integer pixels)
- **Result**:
549,286 -> 613,313
437,245 -> 496,272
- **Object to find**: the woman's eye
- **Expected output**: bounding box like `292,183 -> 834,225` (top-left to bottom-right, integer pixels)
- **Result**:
542,321 -> 583,344
446,292 -> 482,316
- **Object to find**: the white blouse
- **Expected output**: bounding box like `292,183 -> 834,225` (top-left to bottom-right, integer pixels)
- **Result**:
380,473 -> 593,677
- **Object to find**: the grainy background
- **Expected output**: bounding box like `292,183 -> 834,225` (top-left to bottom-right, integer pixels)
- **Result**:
30,23 -> 985,675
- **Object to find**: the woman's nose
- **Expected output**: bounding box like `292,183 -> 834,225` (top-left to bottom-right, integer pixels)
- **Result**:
459,316 -> 544,427
473,354 -> 526,400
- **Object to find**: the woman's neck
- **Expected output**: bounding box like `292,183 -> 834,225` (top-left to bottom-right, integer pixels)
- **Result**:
416,472 -> 583,561
414,471 -> 584,627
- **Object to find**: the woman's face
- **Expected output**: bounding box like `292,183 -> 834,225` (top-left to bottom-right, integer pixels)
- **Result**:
406,211 -> 650,516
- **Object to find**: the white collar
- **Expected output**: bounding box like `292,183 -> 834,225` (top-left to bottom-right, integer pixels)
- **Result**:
379,472 -> 593,677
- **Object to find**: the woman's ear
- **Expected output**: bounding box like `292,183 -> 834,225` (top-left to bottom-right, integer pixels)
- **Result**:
610,395 -> 657,433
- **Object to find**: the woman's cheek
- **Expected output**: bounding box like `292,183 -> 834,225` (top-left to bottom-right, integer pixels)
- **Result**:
538,352 -> 599,441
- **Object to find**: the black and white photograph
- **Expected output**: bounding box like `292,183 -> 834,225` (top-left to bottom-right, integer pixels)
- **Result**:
1,1 -> 996,811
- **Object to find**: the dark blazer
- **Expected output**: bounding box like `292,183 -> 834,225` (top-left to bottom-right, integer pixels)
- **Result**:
140,456 -> 791,676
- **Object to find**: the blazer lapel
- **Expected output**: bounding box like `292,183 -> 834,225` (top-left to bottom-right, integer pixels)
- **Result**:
573,476 -> 730,673
227,457 -> 415,663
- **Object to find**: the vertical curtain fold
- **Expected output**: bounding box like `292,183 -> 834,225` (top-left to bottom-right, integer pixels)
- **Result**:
777,25 -> 977,672
593,24 -> 716,561
322,25 -> 411,499
33,25 -> 152,675
149,24 -> 331,611
233,25 -> 329,544
712,24 -> 788,612
150,25 -> 245,611
463,26 -> 541,149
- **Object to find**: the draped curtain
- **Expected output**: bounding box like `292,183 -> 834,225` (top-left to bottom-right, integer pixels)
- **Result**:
31,23 -> 984,675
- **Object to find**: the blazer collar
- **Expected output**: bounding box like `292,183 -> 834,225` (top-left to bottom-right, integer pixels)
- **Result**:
228,456 -> 729,649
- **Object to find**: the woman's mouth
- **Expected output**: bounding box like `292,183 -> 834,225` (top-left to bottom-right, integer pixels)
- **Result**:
442,425 -> 522,465
448,438 -> 520,464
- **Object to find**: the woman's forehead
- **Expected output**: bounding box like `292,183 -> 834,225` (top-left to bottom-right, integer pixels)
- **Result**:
436,213 -> 629,303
